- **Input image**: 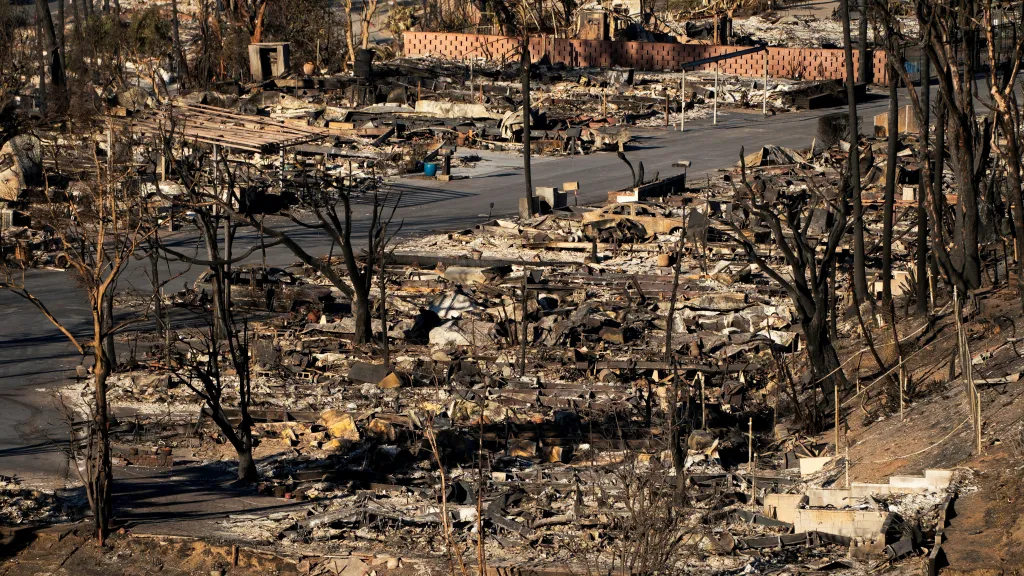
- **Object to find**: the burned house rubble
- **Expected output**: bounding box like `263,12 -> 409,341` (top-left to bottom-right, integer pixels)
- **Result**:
1,47 -> 856,269
18,115 -> 963,575
6,0 -> 1024,572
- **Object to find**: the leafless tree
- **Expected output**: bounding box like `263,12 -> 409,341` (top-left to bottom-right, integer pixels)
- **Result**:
219,166 -> 402,346
143,125 -> 272,481
172,311 -> 260,482
872,8 -> 900,307
983,0 -> 1024,307
344,0 -> 356,67
170,0 -> 189,83
360,0 -> 381,49
723,149 -> 851,416
2,123 -> 157,544
879,0 -> 994,294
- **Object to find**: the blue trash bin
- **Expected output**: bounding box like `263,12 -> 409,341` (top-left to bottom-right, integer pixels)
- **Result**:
423,162 -> 438,177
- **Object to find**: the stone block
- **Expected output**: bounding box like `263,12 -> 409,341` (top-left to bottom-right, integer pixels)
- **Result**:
320,410 -> 360,442
378,372 -> 404,389
798,456 -> 832,477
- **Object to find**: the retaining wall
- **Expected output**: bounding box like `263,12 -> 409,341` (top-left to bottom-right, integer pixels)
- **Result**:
805,469 -> 954,507
793,509 -> 891,540
403,32 -> 890,83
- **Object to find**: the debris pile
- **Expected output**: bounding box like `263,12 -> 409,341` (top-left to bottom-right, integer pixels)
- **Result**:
44,124 -> 966,573
0,477 -> 75,526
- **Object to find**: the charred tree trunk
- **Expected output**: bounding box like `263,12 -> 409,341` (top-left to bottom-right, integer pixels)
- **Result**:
101,287 -> 116,371
521,37 -> 534,217
857,0 -> 868,83
150,246 -> 165,338
35,0 -> 65,91
803,309 -> 844,407
950,136 -> 983,290
92,363 -> 113,543
231,379 -> 258,483
235,443 -> 258,482
928,94 -> 966,293
916,51 -> 931,315
171,0 -> 189,81
71,0 -> 82,44
196,209 -> 230,338
841,0 -> 868,303
379,238 -> 390,367
352,288 -> 372,345
207,404 -> 259,482
56,0 -> 65,65
881,65 -> 898,305
998,119 -> 1024,307
88,306 -> 114,544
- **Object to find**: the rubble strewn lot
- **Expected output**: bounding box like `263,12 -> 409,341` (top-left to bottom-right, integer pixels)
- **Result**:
0,477 -> 74,527
7,1 -> 1024,574
27,124 -> 968,575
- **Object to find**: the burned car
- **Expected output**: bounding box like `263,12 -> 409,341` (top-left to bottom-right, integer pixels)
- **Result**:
193,265 -> 334,313
581,202 -> 684,241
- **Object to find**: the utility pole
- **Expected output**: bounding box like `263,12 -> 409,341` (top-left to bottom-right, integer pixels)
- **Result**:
763,52 -> 769,115
713,62 -> 719,125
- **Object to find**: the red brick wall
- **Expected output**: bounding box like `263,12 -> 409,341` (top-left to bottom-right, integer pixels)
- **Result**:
872,50 -> 889,85
403,32 -> 877,83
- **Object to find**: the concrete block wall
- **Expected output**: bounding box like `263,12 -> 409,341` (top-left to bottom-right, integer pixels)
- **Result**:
793,509 -> 890,540
806,488 -> 858,507
403,32 -> 874,82
890,470 -> 952,491
851,483 -> 893,497
806,469 -> 952,507
764,494 -> 808,524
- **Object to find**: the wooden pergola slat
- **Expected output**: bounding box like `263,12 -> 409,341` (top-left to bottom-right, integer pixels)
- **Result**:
122,104 -> 331,153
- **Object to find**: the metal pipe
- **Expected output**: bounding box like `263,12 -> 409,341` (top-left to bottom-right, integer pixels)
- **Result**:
763,51 -> 769,115
680,73 -> 685,132
679,43 -> 767,69
664,87 -> 669,127
713,63 -> 719,126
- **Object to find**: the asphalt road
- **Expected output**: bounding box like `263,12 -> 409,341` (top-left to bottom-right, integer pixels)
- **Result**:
0,94 -> 897,484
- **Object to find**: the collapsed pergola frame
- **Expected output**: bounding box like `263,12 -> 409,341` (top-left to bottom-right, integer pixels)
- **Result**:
124,103 -> 331,154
